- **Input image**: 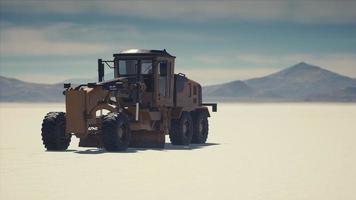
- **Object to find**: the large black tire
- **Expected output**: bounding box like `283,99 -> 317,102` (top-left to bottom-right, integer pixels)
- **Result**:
192,112 -> 209,144
41,112 -> 71,151
102,113 -> 131,152
169,112 -> 193,145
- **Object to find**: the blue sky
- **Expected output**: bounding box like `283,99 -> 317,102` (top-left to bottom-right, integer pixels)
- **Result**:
0,0 -> 355,85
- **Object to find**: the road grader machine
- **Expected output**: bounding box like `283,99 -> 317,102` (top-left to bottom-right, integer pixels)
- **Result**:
41,49 -> 217,151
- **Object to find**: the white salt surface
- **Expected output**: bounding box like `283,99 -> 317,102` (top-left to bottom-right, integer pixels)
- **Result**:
0,103 -> 355,200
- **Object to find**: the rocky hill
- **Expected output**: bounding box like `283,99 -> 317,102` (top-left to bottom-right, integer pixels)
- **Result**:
203,62 -> 356,102
0,76 -> 64,102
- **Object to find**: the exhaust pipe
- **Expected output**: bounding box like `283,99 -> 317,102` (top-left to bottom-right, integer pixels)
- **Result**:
98,59 -> 104,82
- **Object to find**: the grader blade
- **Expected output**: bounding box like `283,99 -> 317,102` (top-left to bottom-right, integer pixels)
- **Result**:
129,131 -> 165,148
79,134 -> 102,148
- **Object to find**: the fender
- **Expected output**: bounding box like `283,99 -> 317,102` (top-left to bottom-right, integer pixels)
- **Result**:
88,103 -> 116,119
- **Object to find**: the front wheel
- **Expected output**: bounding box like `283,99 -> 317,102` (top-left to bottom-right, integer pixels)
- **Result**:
41,112 -> 71,151
102,113 -> 131,152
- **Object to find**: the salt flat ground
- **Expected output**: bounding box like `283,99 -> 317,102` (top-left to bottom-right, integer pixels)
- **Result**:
0,103 -> 355,200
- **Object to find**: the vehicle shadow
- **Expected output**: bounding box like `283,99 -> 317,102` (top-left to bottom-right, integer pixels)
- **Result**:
46,149 -> 77,153
163,143 -> 219,150
74,143 -> 219,154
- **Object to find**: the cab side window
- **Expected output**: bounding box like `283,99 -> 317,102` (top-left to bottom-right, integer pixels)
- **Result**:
158,61 -> 168,97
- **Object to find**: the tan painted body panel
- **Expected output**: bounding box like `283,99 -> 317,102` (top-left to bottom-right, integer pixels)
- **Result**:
176,79 -> 201,111
65,87 -> 111,138
65,90 -> 87,136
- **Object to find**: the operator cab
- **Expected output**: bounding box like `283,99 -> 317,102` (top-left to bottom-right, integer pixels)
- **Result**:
113,49 -> 176,107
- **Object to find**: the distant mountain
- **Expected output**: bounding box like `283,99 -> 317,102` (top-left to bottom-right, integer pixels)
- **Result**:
61,72 -> 114,84
0,72 -> 114,102
0,76 -> 63,102
304,86 -> 356,102
204,62 -> 356,102
203,80 -> 257,101
1,62 -> 356,102
203,80 -> 255,97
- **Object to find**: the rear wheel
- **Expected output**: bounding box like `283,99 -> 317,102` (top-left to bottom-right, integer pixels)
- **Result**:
192,112 -> 209,144
102,113 -> 131,152
41,112 -> 71,151
170,112 -> 193,145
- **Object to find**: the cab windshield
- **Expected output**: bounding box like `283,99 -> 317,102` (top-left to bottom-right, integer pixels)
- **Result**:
118,60 -> 153,76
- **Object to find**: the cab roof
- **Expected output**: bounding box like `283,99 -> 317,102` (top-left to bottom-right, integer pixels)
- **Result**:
113,49 -> 175,58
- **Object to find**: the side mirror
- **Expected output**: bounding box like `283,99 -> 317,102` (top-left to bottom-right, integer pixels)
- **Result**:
212,104 -> 217,112
98,59 -> 104,82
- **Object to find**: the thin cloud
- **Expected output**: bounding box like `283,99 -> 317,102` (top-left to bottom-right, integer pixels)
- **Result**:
0,26 -> 111,56
0,22 -> 221,56
0,23 -> 144,56
2,1 -> 356,24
